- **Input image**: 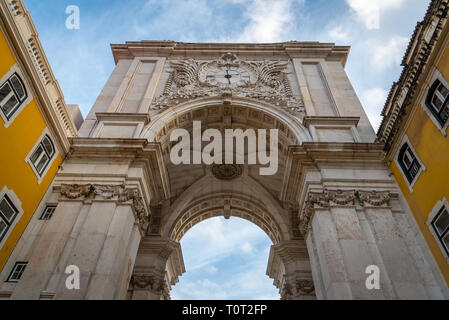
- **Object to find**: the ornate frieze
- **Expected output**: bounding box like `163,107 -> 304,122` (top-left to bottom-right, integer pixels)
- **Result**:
298,189 -> 394,236
59,184 -> 149,232
151,53 -> 304,116
356,190 -> 391,207
60,184 -> 93,199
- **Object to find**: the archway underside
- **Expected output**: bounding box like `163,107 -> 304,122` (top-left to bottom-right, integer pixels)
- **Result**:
170,193 -> 283,244
151,104 -> 299,158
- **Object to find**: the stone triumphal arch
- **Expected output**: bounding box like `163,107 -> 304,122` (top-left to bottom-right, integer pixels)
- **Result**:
2,42 -> 449,300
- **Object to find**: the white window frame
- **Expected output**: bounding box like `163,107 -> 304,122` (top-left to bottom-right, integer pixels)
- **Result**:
427,197 -> 449,263
394,135 -> 426,192
39,205 -> 56,220
0,186 -> 24,250
0,64 -> 32,128
6,261 -> 28,283
420,69 -> 449,137
25,128 -> 59,184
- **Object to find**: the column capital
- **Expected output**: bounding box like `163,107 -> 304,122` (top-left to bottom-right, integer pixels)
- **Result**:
57,183 -> 150,234
298,189 -> 398,236
267,240 -> 315,300
131,237 -> 185,300
281,277 -> 315,300
130,273 -> 170,300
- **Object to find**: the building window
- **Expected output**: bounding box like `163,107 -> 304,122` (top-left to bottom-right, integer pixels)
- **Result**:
426,79 -> 449,126
29,135 -> 55,176
0,73 -> 27,120
6,262 -> 28,282
398,143 -> 421,184
431,207 -> 449,256
39,205 -> 56,220
0,194 -> 19,243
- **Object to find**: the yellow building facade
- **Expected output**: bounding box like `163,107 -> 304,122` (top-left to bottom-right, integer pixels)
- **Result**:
0,0 -> 77,273
379,0 -> 449,286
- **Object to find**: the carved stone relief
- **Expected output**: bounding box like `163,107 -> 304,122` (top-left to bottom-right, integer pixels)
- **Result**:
298,189 -> 395,236
281,278 -> 315,300
151,53 -> 305,116
59,184 -> 149,233
130,274 -> 170,300
211,164 -> 243,180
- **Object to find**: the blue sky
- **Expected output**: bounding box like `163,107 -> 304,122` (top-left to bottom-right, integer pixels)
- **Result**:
24,0 -> 431,299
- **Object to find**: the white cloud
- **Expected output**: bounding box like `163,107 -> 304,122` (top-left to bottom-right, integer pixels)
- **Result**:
180,217 -> 269,271
329,26 -> 350,42
241,242 -> 253,253
172,278 -> 229,300
370,36 -> 409,70
225,0 -> 301,42
346,0 -> 407,29
207,265 -> 218,275
171,217 -> 279,300
361,88 -> 388,130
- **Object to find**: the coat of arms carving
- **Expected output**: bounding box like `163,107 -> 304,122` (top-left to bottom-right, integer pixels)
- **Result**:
150,53 -> 304,116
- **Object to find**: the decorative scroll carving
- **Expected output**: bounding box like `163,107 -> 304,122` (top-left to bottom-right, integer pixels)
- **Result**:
93,184 -> 122,199
170,59 -> 202,87
218,52 -> 240,67
298,191 -> 331,236
211,164 -> 243,180
297,189 -> 395,236
59,184 -> 149,232
60,184 -> 93,199
150,86 -> 219,111
357,190 -> 392,207
255,60 -> 289,89
296,279 -> 315,295
232,85 -> 304,113
151,53 -> 304,116
130,274 -> 170,300
328,189 -> 356,206
131,275 -> 155,289
281,283 -> 293,300
119,188 -> 149,232
281,279 -> 315,299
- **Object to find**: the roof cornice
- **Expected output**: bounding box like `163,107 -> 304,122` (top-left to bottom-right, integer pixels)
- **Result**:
0,0 -> 78,154
111,41 -> 350,67
377,0 -> 449,151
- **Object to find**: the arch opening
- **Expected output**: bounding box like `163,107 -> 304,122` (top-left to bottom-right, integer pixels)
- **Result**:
170,216 -> 281,300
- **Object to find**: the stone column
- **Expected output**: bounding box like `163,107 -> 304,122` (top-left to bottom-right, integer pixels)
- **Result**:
300,189 -> 440,300
267,240 -> 316,300
10,184 -> 148,300
130,237 -> 185,300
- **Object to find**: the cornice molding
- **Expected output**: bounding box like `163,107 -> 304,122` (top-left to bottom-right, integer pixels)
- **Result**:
111,41 -> 350,67
280,142 -> 386,203
0,0 -> 78,154
65,137 -> 171,204
377,0 -> 449,151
